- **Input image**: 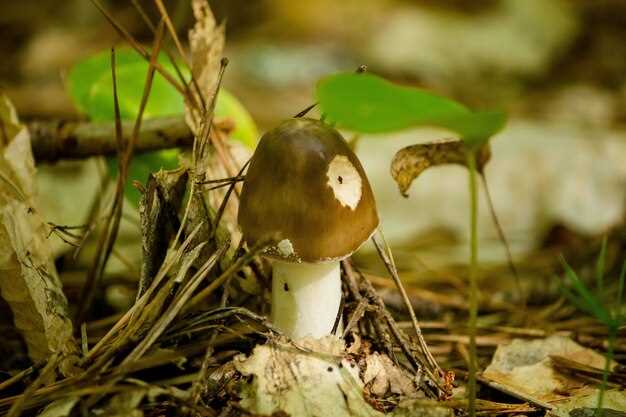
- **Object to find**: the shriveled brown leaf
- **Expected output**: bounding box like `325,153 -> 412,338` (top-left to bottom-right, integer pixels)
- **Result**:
390,138 -> 491,197
185,0 -> 225,134
137,168 -> 188,299
363,352 -> 419,397
483,335 -> 613,407
0,95 -> 77,372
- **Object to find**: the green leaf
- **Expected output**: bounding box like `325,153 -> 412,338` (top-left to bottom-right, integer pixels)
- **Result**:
67,48 -> 186,122
67,48 -> 258,206
67,48 -> 258,147
316,72 -> 505,146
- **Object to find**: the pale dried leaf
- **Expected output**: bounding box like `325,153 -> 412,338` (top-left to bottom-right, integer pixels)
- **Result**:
391,400 -> 453,417
0,95 -> 77,370
390,138 -> 490,197
547,390 -> 626,417
483,335 -> 611,405
234,336 -> 384,417
186,0 -> 225,134
36,397 -> 79,417
363,352 -> 418,397
103,388 -> 147,417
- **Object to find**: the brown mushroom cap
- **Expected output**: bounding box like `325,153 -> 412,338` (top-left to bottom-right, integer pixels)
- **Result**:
238,118 -> 379,263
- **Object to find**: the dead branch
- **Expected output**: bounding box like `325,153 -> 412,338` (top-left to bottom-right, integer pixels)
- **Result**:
27,115 -> 194,162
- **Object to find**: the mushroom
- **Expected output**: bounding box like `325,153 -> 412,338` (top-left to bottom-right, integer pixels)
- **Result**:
238,118 -> 378,338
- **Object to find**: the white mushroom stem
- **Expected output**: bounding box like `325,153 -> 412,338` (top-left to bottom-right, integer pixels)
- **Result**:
271,260 -> 342,339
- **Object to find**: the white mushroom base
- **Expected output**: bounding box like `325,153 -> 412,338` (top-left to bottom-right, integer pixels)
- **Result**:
271,260 -> 342,339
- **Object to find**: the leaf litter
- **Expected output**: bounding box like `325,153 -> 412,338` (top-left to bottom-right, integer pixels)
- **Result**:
0,1 -> 625,417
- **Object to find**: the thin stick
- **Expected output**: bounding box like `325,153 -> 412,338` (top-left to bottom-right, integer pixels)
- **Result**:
480,173 -> 524,310
89,0 -> 186,95
131,0 -> 205,112
77,24 -> 165,322
154,0 -> 190,67
75,47 -> 124,322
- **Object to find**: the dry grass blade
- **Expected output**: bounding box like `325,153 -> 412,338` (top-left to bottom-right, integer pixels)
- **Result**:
480,173 -> 524,310
550,355 -> 626,387
185,239 -> 273,312
6,354 -> 59,417
77,24 -> 165,322
82,222 -> 205,365
131,0 -> 205,113
371,230 -> 445,386
154,0 -> 190,67
121,244 -> 229,366
0,365 -> 38,393
88,0 -> 186,95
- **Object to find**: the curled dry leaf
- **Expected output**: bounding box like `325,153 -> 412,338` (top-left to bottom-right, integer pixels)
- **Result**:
0,95 -> 77,373
186,0 -> 225,134
390,138 -> 491,197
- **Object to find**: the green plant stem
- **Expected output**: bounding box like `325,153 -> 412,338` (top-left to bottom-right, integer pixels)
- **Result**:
597,327 -> 616,416
466,150 -> 479,417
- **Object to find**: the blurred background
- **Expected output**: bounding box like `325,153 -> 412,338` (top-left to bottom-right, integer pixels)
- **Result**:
1,0 -> 626,327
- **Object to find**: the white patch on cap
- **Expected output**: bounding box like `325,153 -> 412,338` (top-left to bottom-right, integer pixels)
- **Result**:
277,239 -> 295,257
326,155 -> 362,210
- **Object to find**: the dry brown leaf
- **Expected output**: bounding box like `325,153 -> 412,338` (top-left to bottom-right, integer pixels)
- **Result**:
137,168 -> 188,299
363,352 -> 419,397
186,0 -> 225,134
482,335 -> 612,407
0,95 -> 77,373
390,138 -> 491,197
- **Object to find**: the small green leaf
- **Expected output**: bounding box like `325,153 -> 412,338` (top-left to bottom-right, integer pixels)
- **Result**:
68,48 -> 186,121
316,72 -> 505,146
67,48 -> 258,147
67,48 -> 258,206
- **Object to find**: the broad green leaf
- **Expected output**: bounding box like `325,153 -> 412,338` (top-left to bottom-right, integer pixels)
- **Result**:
67,48 -> 258,206
68,48 -> 186,122
67,48 -> 258,147
316,72 -> 505,146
